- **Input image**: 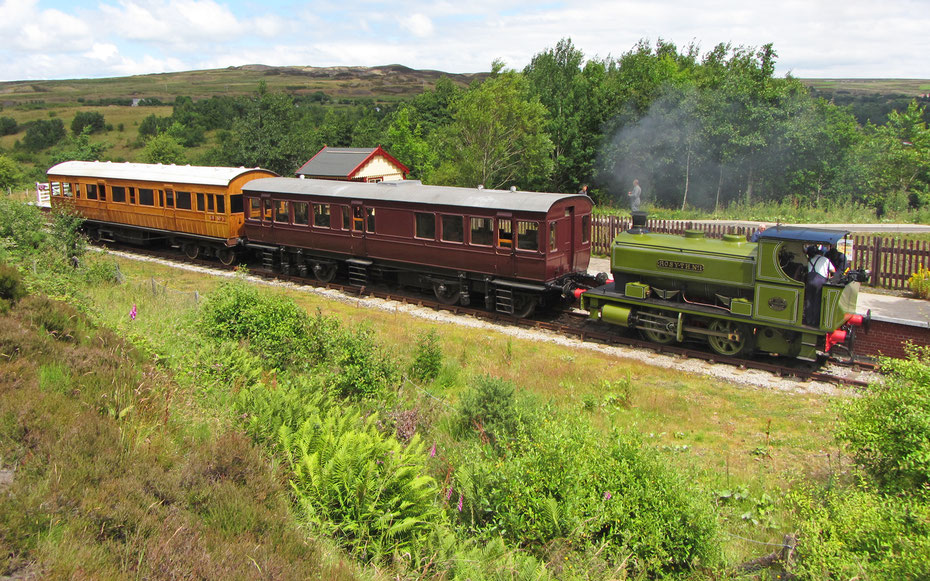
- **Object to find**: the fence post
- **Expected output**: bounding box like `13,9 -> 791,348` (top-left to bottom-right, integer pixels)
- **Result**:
871,237 -> 881,287
151,277 -> 157,295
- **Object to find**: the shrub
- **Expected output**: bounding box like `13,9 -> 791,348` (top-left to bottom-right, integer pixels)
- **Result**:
790,485 -> 930,579
0,263 -> 27,308
909,264 -> 930,299
836,344 -> 930,492
409,329 -> 442,382
329,327 -> 397,400
456,375 -> 525,447
198,280 -> 339,370
448,420 -> 720,576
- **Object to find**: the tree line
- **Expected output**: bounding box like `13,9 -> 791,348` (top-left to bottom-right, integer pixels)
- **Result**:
2,38 -> 928,218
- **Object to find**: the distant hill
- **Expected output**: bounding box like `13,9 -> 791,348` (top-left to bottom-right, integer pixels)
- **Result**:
0,64 -> 489,106
800,78 -> 930,97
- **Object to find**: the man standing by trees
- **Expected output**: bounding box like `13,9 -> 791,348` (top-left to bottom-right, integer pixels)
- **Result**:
628,179 -> 642,211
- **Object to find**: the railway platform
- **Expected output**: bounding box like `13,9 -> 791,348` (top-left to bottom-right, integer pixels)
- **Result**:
587,257 -> 930,359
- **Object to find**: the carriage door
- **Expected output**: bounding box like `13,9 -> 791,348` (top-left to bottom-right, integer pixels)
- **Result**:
495,213 -> 516,276
349,201 -> 366,255
260,193 -> 273,240
561,206 -> 576,272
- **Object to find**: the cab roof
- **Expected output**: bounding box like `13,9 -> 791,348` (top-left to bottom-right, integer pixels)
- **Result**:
758,226 -> 848,246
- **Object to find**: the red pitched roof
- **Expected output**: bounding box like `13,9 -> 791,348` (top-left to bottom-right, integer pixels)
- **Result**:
295,145 -> 409,179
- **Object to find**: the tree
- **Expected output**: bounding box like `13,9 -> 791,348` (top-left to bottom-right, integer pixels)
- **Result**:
221,82 -> 310,175
0,155 -> 22,190
50,128 -> 107,164
434,68 -> 553,190
141,133 -> 187,165
70,111 -> 106,135
524,38 -> 609,193
23,119 -> 65,151
0,117 -> 17,137
385,106 -> 436,181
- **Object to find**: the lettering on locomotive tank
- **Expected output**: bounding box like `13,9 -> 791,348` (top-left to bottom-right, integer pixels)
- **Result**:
768,297 -> 788,311
656,259 -> 704,272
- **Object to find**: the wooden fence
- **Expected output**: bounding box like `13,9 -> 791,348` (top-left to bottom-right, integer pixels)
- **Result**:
591,216 -> 927,291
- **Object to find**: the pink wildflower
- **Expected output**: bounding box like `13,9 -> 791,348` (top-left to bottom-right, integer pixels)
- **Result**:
129,304 -> 137,321
429,443 -> 436,458
446,487 -> 453,501
457,493 -> 464,512
603,491 -> 612,501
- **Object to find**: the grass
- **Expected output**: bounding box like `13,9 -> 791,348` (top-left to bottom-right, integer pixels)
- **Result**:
89,251 -> 846,566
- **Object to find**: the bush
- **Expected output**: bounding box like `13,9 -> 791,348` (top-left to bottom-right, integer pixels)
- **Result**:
456,375 -> 526,447
409,329 -> 442,382
909,264 -> 930,299
70,111 -> 106,135
791,485 -> 930,579
0,263 -> 27,308
328,327 -> 397,400
837,344 -> 930,492
448,420 -> 720,576
198,280 -> 338,370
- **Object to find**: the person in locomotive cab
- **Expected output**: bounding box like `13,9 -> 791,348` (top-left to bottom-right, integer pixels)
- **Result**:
825,243 -> 848,275
804,245 -> 836,325
578,184 -> 590,196
627,179 -> 642,212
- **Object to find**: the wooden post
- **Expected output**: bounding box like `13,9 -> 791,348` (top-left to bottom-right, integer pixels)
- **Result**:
871,237 -> 881,287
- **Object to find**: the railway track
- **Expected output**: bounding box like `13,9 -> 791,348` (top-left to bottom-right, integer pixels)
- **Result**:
98,242 -> 879,388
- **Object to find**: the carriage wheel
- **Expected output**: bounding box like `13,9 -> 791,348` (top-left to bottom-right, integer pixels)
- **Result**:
511,293 -> 536,319
183,243 -> 200,259
640,309 -> 676,344
217,248 -> 236,266
313,262 -> 337,283
707,319 -> 752,357
433,282 -> 460,305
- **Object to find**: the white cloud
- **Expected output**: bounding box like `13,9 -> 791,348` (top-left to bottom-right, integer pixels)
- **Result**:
400,13 -> 434,38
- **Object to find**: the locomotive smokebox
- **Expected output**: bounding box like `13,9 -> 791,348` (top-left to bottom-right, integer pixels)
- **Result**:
628,211 -> 649,234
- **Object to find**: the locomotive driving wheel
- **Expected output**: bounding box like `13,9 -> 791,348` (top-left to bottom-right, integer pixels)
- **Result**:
640,309 -> 676,344
707,319 -> 753,357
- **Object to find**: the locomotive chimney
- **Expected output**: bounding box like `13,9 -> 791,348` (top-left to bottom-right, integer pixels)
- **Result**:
628,211 -> 649,234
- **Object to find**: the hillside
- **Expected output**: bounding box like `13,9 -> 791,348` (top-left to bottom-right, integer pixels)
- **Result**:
0,64 -> 487,106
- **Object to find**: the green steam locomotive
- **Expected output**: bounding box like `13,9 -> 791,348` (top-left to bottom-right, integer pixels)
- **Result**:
581,217 -> 870,359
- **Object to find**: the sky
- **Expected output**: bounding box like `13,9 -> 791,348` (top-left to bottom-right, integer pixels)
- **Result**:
0,0 -> 927,83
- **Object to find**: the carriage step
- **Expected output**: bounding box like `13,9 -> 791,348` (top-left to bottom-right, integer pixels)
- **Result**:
347,258 -> 372,286
261,251 -> 275,270
495,287 -> 514,314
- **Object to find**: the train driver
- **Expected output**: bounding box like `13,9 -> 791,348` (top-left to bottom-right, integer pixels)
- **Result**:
804,245 -> 836,325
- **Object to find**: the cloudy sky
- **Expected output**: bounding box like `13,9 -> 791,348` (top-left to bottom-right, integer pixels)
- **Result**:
0,0 -> 927,82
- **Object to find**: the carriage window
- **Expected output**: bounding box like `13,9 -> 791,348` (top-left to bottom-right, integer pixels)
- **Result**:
139,188 -> 155,206
196,193 -> 205,212
230,194 -> 243,213
470,217 -> 492,246
164,189 -> 174,208
176,191 -> 191,210
129,187 -> 136,204
246,197 -> 259,220
340,206 -> 349,230
99,185 -> 107,201
63,183 -> 73,198
112,186 -> 126,203
415,212 -> 435,239
207,194 -> 215,213
314,204 -> 331,228
293,202 -> 309,225
274,200 -> 290,223
263,199 -> 273,222
216,195 -> 225,214
582,215 -> 590,243
85,184 -> 98,200
517,221 -> 539,251
367,208 -> 376,232
498,219 -> 513,248
550,222 -> 557,251
441,215 -> 464,243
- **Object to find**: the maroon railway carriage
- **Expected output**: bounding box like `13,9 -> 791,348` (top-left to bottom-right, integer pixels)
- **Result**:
241,178 -> 594,316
